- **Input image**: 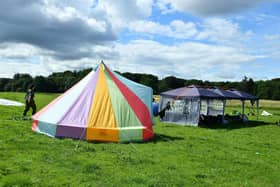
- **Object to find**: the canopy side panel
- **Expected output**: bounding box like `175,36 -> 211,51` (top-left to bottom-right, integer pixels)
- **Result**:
34,71 -> 94,124
106,67 -> 153,140
35,121 -> 57,137
32,72 -> 93,120
58,67 -> 100,127
159,96 -> 200,126
55,68 -> 100,139
56,126 -> 86,140
119,128 -> 143,142
86,66 -> 118,141
112,71 -> 153,121
104,70 -> 142,128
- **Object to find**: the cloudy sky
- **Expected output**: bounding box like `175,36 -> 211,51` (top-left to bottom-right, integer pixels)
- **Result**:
0,0 -> 279,81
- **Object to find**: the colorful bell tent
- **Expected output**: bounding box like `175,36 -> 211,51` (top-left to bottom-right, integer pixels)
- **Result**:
32,62 -> 154,142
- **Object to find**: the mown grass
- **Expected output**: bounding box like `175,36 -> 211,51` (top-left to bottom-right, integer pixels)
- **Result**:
0,92 -> 279,186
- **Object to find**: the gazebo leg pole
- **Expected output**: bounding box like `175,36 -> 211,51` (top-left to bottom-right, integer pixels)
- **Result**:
257,100 -> 259,121
198,98 -> 201,126
222,100 -> 226,123
242,100 -> 245,122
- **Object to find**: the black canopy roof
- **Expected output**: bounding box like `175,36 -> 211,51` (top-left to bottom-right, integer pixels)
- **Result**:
161,85 -> 258,101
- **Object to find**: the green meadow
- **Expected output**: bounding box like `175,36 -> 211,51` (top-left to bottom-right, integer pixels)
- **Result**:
0,92 -> 279,186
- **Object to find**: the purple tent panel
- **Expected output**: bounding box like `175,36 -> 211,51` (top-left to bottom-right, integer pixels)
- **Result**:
58,67 -> 100,127
56,126 -> 86,139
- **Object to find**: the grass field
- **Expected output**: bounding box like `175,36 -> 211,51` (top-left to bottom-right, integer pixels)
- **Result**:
0,92 -> 280,186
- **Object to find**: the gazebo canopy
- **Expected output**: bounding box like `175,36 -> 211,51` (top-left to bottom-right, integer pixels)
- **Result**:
159,85 -> 259,126
227,89 -> 258,101
210,87 -> 241,99
161,85 -> 258,101
161,85 -> 222,99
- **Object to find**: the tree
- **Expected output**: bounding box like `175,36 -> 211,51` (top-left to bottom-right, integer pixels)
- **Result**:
158,76 -> 185,92
140,74 -> 159,93
0,68 -> 279,100
239,76 -> 255,94
0,78 -> 11,91
8,73 -> 33,92
121,72 -> 142,83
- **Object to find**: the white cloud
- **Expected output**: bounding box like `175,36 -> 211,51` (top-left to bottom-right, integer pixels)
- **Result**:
43,1 -> 108,33
196,18 -> 254,45
156,0 -> 280,16
128,18 -> 253,45
0,0 -> 278,82
0,40 -> 258,81
170,20 -> 197,38
91,0 -> 153,30
261,34 -> 280,59
128,20 -> 197,39
46,0 -> 93,15
0,43 -> 40,59
0,1 -> 116,60
108,40 -> 257,80
0,61 -> 48,78
264,34 -> 280,40
0,56 -> 101,78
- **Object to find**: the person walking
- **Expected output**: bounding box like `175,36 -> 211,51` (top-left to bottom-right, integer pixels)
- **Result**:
23,84 -> 37,117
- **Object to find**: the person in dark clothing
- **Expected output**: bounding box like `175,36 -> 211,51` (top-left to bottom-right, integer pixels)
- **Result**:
23,84 -> 36,116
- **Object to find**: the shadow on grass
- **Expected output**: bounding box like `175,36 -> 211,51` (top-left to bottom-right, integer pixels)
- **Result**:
119,133 -> 185,144
199,120 -> 271,130
150,133 -> 184,143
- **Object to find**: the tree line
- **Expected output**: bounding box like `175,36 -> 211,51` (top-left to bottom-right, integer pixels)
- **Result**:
0,69 -> 279,100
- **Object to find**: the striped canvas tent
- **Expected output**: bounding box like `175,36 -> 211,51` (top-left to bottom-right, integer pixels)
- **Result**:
32,62 -> 154,142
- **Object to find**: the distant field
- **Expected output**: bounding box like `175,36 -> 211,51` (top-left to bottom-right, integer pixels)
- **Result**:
227,99 -> 280,108
0,92 -> 280,186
